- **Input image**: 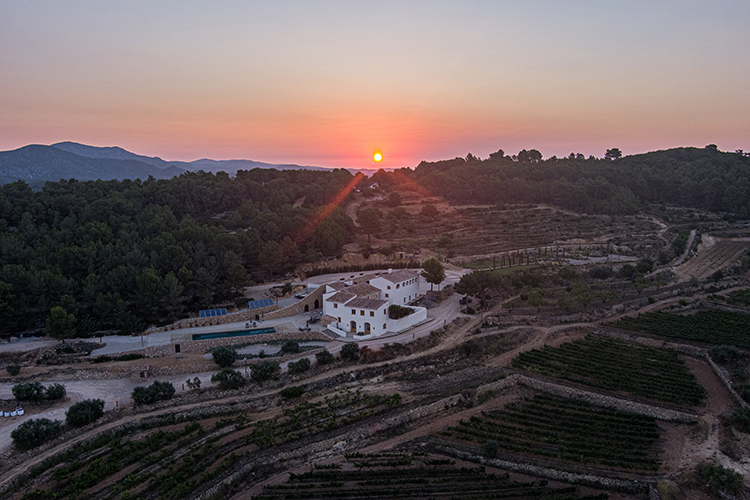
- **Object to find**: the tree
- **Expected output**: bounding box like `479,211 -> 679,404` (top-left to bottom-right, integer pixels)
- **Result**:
517,149 -> 542,163
186,377 -> 201,389
605,148 -> 622,160
45,306 -> 77,339
421,258 -> 446,291
288,358 -> 311,375
420,204 -> 439,218
11,418 -> 63,450
131,381 -> 175,405
45,383 -> 66,401
357,208 -> 382,243
280,340 -> 300,354
387,192 -> 402,207
340,343 -> 360,361
13,382 -> 46,402
250,360 -> 280,383
211,368 -> 246,390
6,365 -> 20,376
315,349 -> 335,365
212,346 -> 238,368
66,399 -> 104,427
527,289 -> 549,312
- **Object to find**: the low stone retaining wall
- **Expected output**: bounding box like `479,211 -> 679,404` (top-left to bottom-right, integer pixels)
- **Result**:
437,447 -> 648,495
706,354 -> 748,408
475,373 -> 696,422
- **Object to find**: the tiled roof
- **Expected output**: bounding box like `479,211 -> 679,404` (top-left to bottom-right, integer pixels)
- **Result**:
326,282 -> 348,291
346,297 -> 388,310
328,291 -> 355,303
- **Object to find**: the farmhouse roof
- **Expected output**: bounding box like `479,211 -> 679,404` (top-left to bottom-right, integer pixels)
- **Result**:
346,297 -> 388,310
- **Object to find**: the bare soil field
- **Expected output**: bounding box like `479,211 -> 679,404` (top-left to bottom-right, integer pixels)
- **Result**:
675,236 -> 750,280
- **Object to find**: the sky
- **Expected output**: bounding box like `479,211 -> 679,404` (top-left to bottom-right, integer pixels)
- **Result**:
1,0 -> 749,169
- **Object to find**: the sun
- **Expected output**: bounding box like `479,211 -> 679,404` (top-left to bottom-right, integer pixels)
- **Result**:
373,151 -> 383,163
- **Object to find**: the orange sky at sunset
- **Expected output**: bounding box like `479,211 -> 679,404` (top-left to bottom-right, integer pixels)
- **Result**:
1,1 -> 749,169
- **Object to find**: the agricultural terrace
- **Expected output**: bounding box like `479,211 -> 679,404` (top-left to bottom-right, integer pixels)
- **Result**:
437,394 -> 661,471
2,390 -> 401,500
254,452 -> 610,500
674,239 -> 750,280
609,310 -> 750,349
377,203 -> 661,258
511,336 -> 705,406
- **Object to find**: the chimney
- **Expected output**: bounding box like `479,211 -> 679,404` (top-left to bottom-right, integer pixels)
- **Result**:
388,268 -> 393,274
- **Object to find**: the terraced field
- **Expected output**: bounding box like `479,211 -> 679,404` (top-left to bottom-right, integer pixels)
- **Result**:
609,310 -> 750,348
510,335 -> 705,406
253,453 -> 611,500
438,394 -> 661,471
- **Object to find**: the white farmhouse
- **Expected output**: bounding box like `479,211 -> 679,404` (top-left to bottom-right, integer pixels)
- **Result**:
321,269 -> 426,337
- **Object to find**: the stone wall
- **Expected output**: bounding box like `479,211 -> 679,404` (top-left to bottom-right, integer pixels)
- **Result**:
263,286 -> 325,320
706,354 -> 748,408
438,447 -> 648,495
148,304 -> 279,334
138,330 -> 331,358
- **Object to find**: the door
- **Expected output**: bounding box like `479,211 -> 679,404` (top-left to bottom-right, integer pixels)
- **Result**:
350,320 -> 356,333
364,322 -> 371,334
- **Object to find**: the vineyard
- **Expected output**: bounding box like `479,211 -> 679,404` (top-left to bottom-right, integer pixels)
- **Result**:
510,335 -> 705,406
437,394 -> 661,471
609,310 -> 750,348
253,452 -> 610,499
3,390 -> 402,500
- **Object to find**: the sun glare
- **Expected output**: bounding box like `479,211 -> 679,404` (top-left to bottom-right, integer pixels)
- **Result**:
373,151 -> 383,162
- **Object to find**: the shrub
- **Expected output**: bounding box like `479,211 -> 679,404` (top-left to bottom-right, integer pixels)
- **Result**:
288,358 -> 311,375
6,365 -> 20,376
211,368 -> 246,390
186,377 -> 201,389
280,340 -> 300,354
280,386 -> 305,398
710,345 -> 742,364
45,383 -> 66,401
731,407 -> 750,433
131,381 -> 175,405
340,343 -> 360,361
212,346 -> 238,368
656,480 -> 679,500
250,360 -> 281,383
11,418 -> 63,450
66,399 -> 104,427
13,382 -> 47,402
388,305 -> 414,320
619,264 -> 637,279
315,349 -> 335,365
483,439 -> 498,458
696,462 -> 743,496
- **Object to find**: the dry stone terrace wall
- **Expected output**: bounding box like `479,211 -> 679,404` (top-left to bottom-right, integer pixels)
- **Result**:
476,374 -> 697,422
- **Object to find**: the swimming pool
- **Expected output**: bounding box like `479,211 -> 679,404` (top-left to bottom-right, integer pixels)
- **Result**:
192,327 -> 276,341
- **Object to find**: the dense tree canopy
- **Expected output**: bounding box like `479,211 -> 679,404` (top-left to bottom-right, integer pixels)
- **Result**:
0,169 -> 358,334
390,146 -> 750,216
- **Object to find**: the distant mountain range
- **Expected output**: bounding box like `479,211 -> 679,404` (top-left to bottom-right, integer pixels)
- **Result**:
0,141 -> 328,187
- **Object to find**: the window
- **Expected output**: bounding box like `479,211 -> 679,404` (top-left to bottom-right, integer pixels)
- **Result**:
333,303 -> 338,309
387,285 -> 391,289
385,293 -> 389,298
396,284 -> 400,289
383,309 -> 387,314
369,311 -> 374,317
383,323 -> 386,329
338,317 -> 341,322
351,309 -> 356,314
360,310 -> 365,316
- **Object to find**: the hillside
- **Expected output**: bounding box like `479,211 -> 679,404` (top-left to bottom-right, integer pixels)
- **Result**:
0,145 -> 185,184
